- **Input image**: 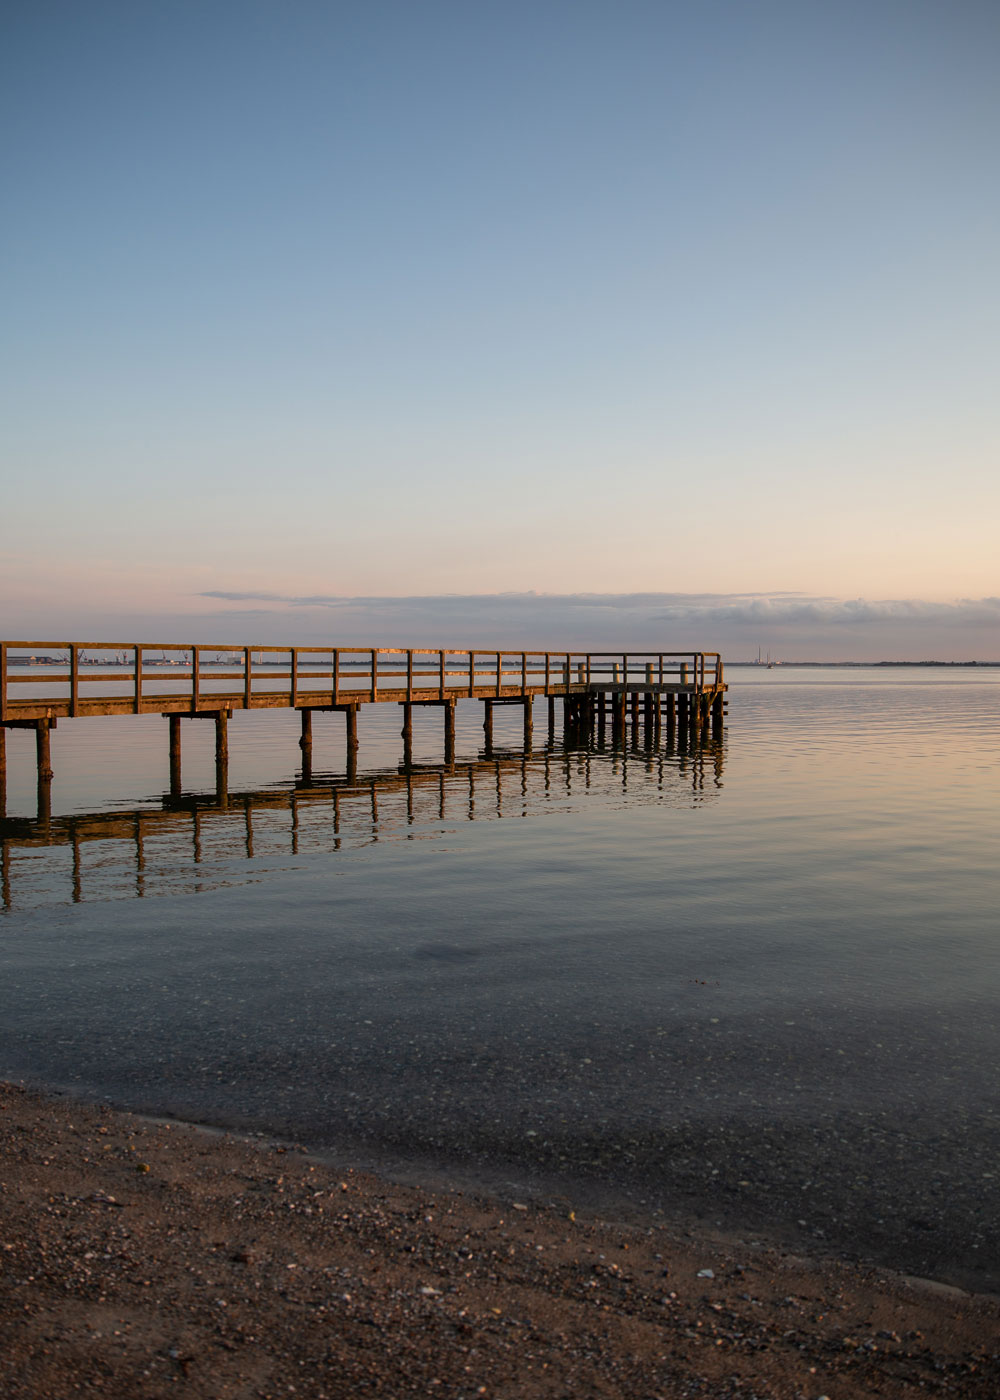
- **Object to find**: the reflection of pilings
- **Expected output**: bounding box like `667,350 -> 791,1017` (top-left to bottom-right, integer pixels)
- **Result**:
0,725 -> 5,818
72,830 -> 81,903
135,813 -> 145,898
0,733 -> 727,909
169,714 -> 182,795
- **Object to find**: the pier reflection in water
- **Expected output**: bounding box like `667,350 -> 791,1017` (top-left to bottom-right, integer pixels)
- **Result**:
1,732 -> 724,911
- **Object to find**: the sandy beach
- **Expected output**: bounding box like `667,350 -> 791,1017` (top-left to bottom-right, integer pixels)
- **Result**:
1,1080 -> 997,1399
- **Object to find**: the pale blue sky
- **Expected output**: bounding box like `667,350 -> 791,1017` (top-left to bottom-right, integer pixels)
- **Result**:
3,1 -> 998,656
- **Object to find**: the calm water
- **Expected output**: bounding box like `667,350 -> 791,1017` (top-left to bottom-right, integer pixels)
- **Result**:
2,668 -> 998,1288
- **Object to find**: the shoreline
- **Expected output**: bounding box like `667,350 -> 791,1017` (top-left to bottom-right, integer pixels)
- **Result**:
2,1080 -> 998,1399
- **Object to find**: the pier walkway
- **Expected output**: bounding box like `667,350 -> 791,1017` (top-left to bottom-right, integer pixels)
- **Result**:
0,642 -> 726,814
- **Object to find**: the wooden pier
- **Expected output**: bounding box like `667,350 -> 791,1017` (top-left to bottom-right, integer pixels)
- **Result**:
0,641 -> 726,816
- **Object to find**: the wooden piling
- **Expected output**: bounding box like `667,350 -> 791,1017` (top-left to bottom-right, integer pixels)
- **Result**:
36,718 -> 54,783
523,697 -> 533,750
401,702 -> 413,767
299,708 -> 313,781
35,719 -> 54,823
712,689 -> 724,739
444,701 -> 456,766
169,714 -> 182,795
483,698 -> 494,752
215,712 -> 229,803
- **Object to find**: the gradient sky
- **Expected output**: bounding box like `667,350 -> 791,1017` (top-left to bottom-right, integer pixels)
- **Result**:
3,1 -> 998,657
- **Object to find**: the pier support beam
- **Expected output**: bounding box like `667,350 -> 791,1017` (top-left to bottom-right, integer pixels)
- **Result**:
36,718 -> 54,784
612,692 -> 626,744
35,718 -> 54,824
215,711 -> 229,804
712,691 -> 724,740
401,702 -> 413,767
444,700 -> 456,766
299,708 -> 313,783
169,714 -> 182,795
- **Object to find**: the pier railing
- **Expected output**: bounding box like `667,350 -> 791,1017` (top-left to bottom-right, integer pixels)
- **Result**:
0,643 -> 724,720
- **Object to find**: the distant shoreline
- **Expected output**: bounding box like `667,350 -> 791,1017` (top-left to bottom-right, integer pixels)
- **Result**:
727,659 -> 1000,668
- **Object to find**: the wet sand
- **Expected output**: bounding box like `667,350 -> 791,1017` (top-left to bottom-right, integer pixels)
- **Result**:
2,1081 -> 998,1399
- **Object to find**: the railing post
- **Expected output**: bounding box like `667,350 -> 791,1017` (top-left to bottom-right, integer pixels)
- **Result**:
544,652 -> 550,693
622,653 -> 628,691
244,648 -> 252,709
407,649 -> 414,703
133,646 -> 143,713
0,641 -> 6,722
496,651 -> 502,695
439,649 -> 445,701
70,644 -> 80,717
468,650 -> 475,697
192,646 -> 200,709
333,648 -> 340,705
521,652 -> 527,694
371,648 -> 378,702
291,648 -> 298,707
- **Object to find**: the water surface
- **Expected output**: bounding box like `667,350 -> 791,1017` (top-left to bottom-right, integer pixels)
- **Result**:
2,668 -> 998,1289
